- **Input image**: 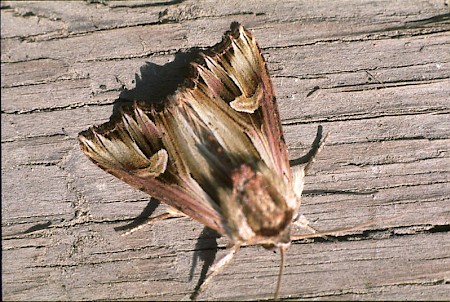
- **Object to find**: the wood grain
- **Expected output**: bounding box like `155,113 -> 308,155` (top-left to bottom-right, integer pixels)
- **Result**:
2,1 -> 449,300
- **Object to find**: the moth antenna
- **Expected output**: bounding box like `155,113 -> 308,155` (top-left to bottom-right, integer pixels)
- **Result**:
190,244 -> 240,300
274,246 -> 287,300
290,213 -> 405,241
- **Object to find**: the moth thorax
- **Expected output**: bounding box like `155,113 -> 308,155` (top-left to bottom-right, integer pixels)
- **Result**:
228,164 -> 294,244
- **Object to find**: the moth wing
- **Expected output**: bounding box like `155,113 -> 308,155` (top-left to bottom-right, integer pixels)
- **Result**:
79,22 -> 293,237
195,22 -> 292,183
79,105 -> 226,234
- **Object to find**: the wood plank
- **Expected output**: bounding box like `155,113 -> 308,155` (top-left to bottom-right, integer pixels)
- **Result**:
2,0 -> 449,300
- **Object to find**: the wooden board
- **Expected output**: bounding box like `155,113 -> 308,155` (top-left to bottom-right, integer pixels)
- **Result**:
2,1 -> 449,300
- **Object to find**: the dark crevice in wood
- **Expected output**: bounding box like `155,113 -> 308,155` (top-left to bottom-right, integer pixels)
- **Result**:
17,161 -> 60,167
343,150 -> 447,167
293,224 -> 450,244
1,100 -> 114,115
282,109 -> 450,126
287,278 -> 449,300
365,135 -> 449,143
1,132 -> 69,144
104,0 -> 187,9
2,75 -> 90,89
335,78 -> 450,92
263,29 -> 450,52
272,60 -> 450,81
331,136 -> 450,147
1,56 -> 68,65
2,9 -> 257,44
28,251 -> 179,269
311,179 -> 450,195
303,189 -> 378,196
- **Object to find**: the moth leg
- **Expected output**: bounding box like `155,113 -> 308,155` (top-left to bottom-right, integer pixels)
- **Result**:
291,213 -> 405,241
290,126 -> 329,199
292,214 -> 337,243
290,125 -> 329,173
190,243 -> 241,300
293,214 -> 318,234
121,207 -> 186,236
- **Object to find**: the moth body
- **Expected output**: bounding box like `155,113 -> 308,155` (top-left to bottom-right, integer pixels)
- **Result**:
79,22 -> 320,299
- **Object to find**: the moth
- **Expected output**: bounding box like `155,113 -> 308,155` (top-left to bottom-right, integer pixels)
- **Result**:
79,22 -> 330,299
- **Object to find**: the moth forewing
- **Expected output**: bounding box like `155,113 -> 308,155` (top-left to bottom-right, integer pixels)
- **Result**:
78,22 -> 320,299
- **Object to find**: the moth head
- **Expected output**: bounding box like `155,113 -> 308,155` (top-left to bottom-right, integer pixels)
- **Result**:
223,163 -> 297,247
261,234 -> 292,250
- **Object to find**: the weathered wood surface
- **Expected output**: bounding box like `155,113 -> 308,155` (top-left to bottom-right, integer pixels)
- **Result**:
2,1 -> 450,300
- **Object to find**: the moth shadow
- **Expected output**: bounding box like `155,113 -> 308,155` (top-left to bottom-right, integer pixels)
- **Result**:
113,198 -> 161,232
109,44 -> 222,297
110,47 -> 205,231
10,221 -> 53,237
189,226 -> 222,299
115,200 -> 221,299
113,47 -> 203,114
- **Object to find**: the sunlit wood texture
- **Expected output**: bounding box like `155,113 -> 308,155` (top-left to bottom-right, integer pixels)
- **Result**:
2,1 -> 449,300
